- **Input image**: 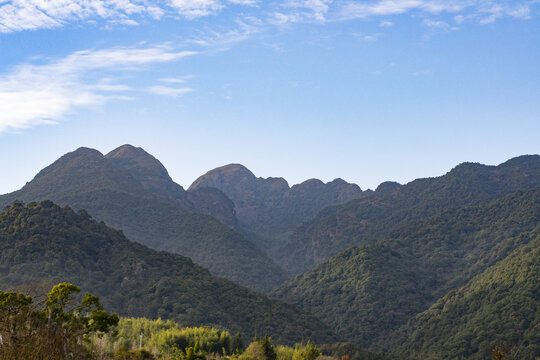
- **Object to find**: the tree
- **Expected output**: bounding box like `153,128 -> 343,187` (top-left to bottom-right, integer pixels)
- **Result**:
0,283 -> 118,360
293,342 -> 320,360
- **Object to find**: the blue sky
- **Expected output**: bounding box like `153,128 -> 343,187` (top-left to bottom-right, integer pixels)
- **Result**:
1,0 -> 539,194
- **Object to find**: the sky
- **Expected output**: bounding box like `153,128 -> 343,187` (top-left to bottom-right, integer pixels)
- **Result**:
1,0 -> 539,194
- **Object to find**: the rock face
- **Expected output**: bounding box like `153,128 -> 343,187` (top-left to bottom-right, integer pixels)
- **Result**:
190,164 -> 367,257
0,145 -> 285,292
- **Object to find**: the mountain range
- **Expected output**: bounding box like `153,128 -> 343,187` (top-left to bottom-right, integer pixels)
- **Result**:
0,145 -> 372,290
0,146 -> 285,292
1,146 -> 538,358
276,155 -> 540,275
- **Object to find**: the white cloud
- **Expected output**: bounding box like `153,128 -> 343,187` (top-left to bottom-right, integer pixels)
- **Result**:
147,85 -> 194,97
0,45 -> 197,132
189,16 -> 262,50
228,0 -> 258,5
353,32 -> 382,41
0,0 -> 537,33
379,20 -> 394,26
337,0 -> 468,20
159,77 -> 187,83
272,0 -> 334,24
0,0 -> 263,32
335,0 -> 538,24
0,0 -> 166,32
423,18 -> 449,28
169,0 -> 223,18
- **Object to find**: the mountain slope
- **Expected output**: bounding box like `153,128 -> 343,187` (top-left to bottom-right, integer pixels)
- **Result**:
273,190 -> 540,349
105,145 -> 238,228
0,200 -> 335,345
189,164 -> 367,258
279,155 -> 540,274
391,231 -> 540,359
0,147 -> 285,292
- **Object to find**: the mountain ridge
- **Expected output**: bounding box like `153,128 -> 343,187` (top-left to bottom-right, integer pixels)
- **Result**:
277,154 -> 540,274
0,146 -> 285,292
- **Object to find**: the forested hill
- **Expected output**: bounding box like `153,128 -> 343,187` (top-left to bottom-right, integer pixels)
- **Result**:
189,163 -> 368,260
0,201 -> 335,345
278,155 -> 540,275
0,146 -> 286,292
390,230 -> 539,359
273,189 -> 540,355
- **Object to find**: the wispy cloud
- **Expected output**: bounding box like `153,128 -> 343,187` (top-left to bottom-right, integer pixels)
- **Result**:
168,0 -> 224,18
353,32 -> 382,42
0,0 -> 165,32
335,0 -> 538,24
1,0 -> 537,33
0,0 -> 260,32
271,0 -> 334,24
189,16 -> 263,50
0,45 -> 196,132
147,85 -> 194,97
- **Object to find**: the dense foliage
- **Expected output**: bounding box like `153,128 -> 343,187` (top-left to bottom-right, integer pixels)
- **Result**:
0,201 -> 335,344
99,318 -> 243,357
391,231 -> 540,359
0,283 -> 118,360
0,146 -> 285,292
279,155 -> 540,274
318,343 -> 396,360
274,190 -> 540,354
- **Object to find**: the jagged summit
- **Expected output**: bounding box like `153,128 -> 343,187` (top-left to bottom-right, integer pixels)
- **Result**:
189,163 -> 367,256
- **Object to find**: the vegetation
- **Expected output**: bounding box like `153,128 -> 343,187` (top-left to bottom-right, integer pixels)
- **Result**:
98,318 -> 243,357
0,146 -> 285,292
318,343 -> 396,360
0,283 -> 118,360
279,155 -> 540,274
0,200 -> 335,344
391,231 -> 540,359
274,190 -> 540,353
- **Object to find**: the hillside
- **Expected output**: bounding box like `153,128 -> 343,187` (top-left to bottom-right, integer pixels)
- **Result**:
273,190 -> 540,350
278,155 -> 540,274
0,200 -> 335,345
391,231 -> 539,359
189,164 -> 368,259
0,146 -> 285,292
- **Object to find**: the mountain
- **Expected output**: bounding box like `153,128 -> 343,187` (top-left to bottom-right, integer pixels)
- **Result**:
391,230 -> 539,359
0,200 -> 335,345
0,146 -> 285,292
105,145 -> 238,228
189,164 -> 368,259
273,190 -> 540,352
278,155 -> 540,274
